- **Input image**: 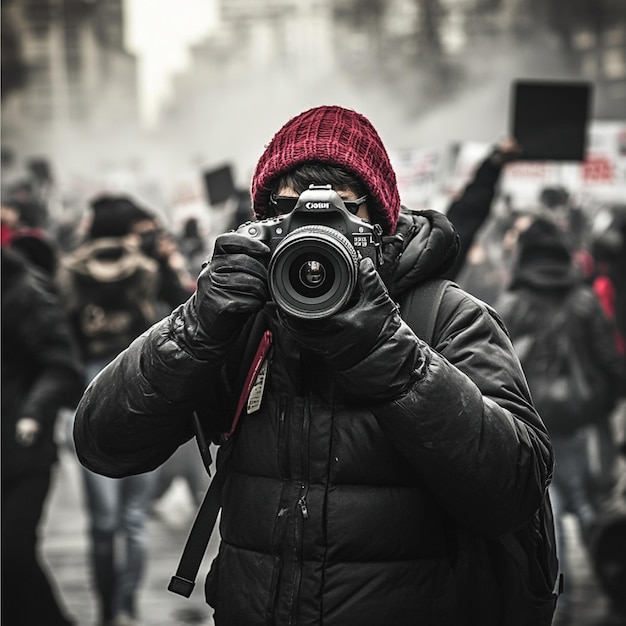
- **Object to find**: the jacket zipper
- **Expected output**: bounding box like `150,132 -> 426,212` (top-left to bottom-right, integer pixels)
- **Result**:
298,493 -> 309,519
288,392 -> 311,625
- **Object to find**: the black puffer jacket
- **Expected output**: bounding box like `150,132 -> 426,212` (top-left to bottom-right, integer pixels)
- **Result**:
74,210 -> 552,626
2,249 -> 84,479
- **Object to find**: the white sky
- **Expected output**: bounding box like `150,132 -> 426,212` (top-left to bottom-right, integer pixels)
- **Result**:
123,0 -> 217,127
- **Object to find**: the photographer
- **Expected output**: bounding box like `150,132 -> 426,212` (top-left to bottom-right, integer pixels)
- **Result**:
74,106 -> 554,625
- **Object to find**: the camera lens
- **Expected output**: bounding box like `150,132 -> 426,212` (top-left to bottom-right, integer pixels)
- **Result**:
269,225 -> 359,319
299,260 -> 326,289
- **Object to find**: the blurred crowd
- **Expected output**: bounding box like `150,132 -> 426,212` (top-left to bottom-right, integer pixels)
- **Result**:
1,137 -> 625,626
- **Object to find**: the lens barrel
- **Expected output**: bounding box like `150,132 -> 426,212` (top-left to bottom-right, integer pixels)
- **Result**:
268,225 -> 359,319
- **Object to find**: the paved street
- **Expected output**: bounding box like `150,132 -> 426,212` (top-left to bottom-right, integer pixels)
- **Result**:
42,449 -> 624,626
43,449 -> 217,626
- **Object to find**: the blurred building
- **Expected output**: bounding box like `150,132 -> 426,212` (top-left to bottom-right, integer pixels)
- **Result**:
498,0 -> 626,118
1,0 -> 141,170
161,0 -> 626,125
570,12 -> 626,117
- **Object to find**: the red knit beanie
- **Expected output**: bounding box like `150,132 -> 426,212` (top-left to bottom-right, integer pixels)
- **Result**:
251,106 -> 401,235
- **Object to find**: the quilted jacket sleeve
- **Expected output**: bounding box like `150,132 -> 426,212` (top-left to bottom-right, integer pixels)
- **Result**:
73,305 -> 237,478
371,285 -> 553,537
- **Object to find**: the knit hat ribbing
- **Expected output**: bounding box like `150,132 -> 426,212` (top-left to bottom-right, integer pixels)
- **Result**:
251,106 -> 401,235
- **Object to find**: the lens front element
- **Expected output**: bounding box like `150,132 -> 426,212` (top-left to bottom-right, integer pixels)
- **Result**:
269,225 -> 359,319
299,260 -> 326,289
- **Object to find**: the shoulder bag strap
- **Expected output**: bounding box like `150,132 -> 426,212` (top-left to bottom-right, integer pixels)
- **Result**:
400,278 -> 452,345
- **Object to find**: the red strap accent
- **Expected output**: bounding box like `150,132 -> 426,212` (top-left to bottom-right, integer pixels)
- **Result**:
223,330 -> 273,439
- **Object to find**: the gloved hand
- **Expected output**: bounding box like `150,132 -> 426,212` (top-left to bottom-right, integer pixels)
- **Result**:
279,257 -> 425,401
176,233 -> 271,360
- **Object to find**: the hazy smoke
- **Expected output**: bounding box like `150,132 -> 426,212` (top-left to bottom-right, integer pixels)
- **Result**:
2,28 -> 586,220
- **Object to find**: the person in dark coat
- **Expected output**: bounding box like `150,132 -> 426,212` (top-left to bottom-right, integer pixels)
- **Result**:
1,247 -> 84,626
74,106 -> 554,626
56,195 -> 167,626
495,217 -> 626,624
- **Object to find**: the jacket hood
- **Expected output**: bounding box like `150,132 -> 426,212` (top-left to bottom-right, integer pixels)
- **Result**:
381,208 -> 459,299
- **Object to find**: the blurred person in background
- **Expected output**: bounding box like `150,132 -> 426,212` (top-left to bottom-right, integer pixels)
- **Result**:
57,195 -> 162,363
587,212 -> 626,502
1,197 -> 59,276
1,180 -> 49,229
589,210 -> 626,356
442,136 -> 521,282
495,216 -> 626,625
1,245 -> 85,626
127,204 -> 195,315
178,216 -> 209,278
538,185 -> 591,259
56,195 -> 166,626
450,201 -> 530,306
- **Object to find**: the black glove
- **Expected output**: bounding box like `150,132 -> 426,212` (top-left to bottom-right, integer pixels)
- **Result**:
279,257 -> 424,400
175,233 -> 270,360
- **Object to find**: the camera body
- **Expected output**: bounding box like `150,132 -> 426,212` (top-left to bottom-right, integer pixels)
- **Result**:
236,185 -> 384,319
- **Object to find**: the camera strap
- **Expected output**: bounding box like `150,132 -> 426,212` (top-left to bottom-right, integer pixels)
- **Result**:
168,315 -> 273,598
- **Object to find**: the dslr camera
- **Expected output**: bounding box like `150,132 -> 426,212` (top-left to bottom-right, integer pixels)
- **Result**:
236,185 -> 384,319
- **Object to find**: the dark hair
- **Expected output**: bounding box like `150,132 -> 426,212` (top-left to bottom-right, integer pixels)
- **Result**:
517,217 -> 572,265
10,229 -> 57,276
88,195 -> 152,239
539,186 -> 569,209
274,163 -> 367,197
